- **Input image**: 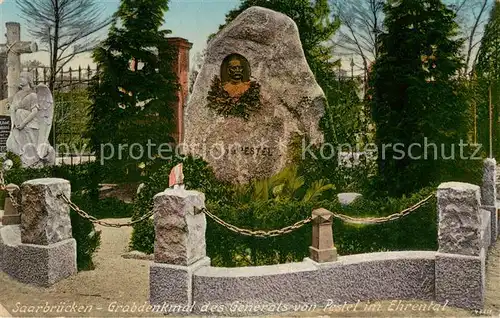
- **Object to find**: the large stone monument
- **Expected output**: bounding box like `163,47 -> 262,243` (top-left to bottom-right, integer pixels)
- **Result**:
5,72 -> 55,167
184,6 -> 325,183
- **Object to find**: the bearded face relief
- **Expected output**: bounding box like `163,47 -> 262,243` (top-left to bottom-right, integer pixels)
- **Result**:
206,53 -> 261,119
221,54 -> 251,98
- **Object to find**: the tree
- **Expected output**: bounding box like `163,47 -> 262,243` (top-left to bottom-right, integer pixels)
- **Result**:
370,0 -> 469,196
477,0 -> 500,80
331,0 -> 385,91
451,0 -> 493,77
189,50 -> 205,93
215,0 -> 368,146
475,0 -> 500,157
22,60 -> 45,70
88,0 -> 179,182
215,0 -> 340,89
16,0 -> 110,91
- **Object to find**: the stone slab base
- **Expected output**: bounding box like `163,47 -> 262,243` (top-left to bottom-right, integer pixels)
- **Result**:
482,205 -> 498,244
435,251 -> 485,310
149,257 -> 210,312
1,214 -> 20,226
192,251 -> 436,316
480,208 -> 492,248
0,225 -> 77,287
309,246 -> 337,262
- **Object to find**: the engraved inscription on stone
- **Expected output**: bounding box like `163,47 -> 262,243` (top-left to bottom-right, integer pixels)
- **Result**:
225,145 -> 274,157
0,115 -> 11,153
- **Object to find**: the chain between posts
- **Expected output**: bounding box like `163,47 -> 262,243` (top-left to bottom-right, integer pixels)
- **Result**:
25,188 -> 434,234
201,193 -> 435,236
58,193 -> 154,228
328,193 -> 435,225
0,171 -> 21,213
201,207 -> 313,238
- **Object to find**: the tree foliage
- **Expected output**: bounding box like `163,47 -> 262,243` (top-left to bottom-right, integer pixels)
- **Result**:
370,0 -> 470,196
475,0 -> 500,157
88,0 -> 179,182
216,1 -> 367,145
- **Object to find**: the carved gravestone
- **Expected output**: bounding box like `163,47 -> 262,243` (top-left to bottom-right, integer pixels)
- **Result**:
184,6 -> 325,183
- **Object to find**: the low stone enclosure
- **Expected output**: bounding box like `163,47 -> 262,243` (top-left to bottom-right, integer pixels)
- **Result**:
150,159 -> 499,315
0,160 -> 498,315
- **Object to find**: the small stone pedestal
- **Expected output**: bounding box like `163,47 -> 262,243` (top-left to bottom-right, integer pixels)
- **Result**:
435,182 -> 485,310
149,188 -> 209,312
0,178 -> 76,287
309,208 -> 337,263
1,184 -> 20,225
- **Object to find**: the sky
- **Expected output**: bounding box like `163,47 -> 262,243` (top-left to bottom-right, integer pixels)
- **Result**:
0,0 -> 491,74
0,0 -> 240,69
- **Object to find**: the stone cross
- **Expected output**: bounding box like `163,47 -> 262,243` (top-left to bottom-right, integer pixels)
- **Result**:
0,22 -> 38,99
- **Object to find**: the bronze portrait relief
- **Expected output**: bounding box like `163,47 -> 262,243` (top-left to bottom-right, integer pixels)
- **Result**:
207,53 -> 261,120
220,54 -> 251,98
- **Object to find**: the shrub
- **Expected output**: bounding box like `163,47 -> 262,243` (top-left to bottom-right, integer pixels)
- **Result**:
70,209 -> 101,270
4,163 -> 95,193
72,193 -> 134,219
131,156 -> 437,266
205,187 -> 437,267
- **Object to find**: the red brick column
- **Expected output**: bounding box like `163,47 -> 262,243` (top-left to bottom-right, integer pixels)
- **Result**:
167,38 -> 193,144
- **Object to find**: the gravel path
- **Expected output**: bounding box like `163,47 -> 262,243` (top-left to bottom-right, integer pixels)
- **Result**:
0,219 -> 499,317
0,219 -> 160,317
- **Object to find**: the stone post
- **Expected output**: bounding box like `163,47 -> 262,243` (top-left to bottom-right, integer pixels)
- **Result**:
0,178 -> 76,287
1,184 -> 20,225
435,182 -> 485,310
309,208 -> 337,263
21,178 -> 72,245
481,158 -> 498,243
149,188 -> 210,310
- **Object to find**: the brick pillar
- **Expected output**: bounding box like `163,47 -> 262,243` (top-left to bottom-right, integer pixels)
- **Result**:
166,37 -> 192,144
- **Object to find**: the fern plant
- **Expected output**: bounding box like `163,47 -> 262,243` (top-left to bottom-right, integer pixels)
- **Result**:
233,166 -> 334,204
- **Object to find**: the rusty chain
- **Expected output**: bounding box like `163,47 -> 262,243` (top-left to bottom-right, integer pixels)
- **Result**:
58,193 -> 154,228
329,193 -> 435,225
202,207 -> 313,238
0,170 -> 21,213
3,175 -> 434,234
201,193 -> 435,236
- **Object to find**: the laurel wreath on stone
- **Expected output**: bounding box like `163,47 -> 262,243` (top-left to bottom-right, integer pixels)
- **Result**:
206,76 -> 262,120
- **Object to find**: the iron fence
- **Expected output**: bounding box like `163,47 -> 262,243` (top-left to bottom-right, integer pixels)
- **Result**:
23,65 -> 97,165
